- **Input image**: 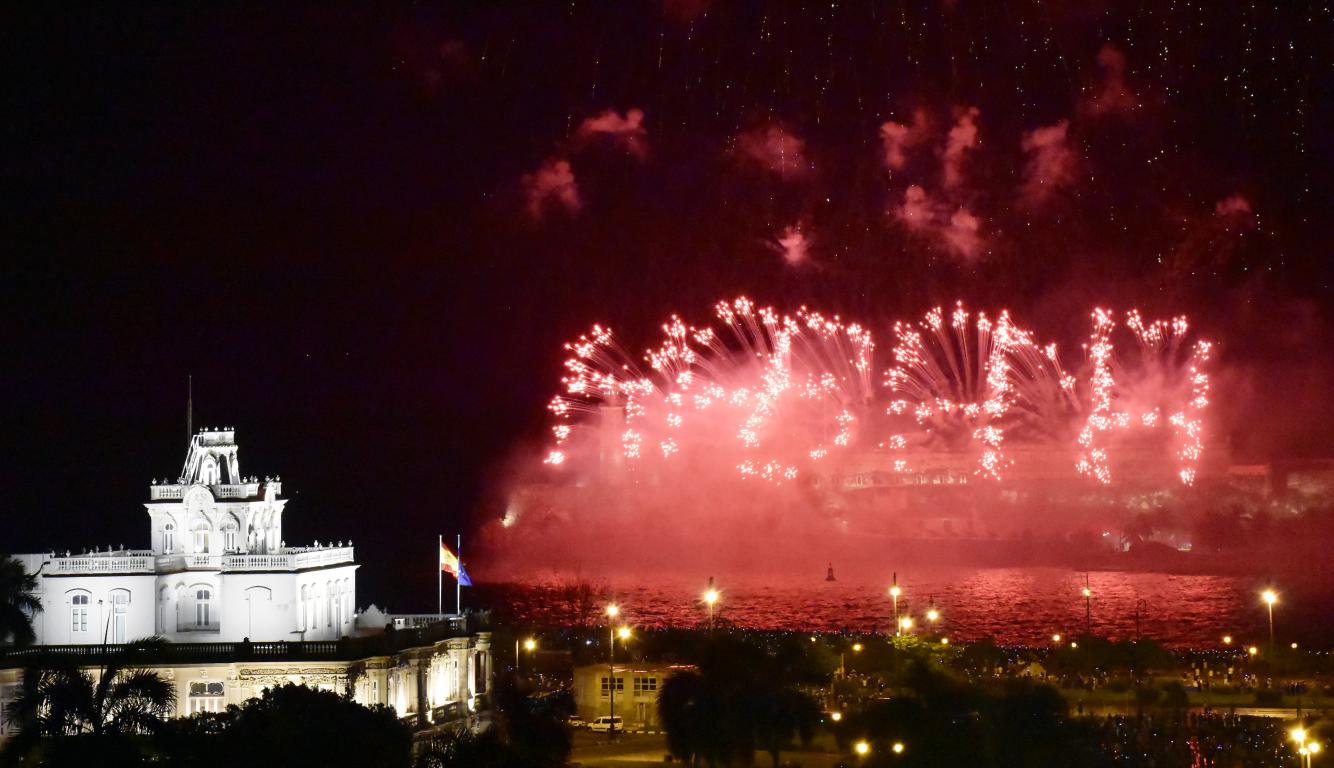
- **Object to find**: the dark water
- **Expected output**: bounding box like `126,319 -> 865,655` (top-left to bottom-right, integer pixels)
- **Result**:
487,567 -> 1334,648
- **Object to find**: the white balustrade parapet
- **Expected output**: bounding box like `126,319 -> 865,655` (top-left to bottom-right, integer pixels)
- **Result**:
149,481 -> 276,501
220,546 -> 354,572
45,547 -> 353,575
291,546 -> 355,569
46,555 -> 154,574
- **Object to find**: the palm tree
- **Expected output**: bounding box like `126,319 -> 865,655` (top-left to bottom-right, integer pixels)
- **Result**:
752,687 -> 820,768
2,639 -> 176,764
0,555 -> 42,647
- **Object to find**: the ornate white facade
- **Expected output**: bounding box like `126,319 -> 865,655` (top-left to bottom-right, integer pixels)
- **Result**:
0,631 -> 493,739
16,429 -> 359,645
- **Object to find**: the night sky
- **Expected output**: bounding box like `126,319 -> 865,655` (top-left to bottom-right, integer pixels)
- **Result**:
5,3 -> 1331,609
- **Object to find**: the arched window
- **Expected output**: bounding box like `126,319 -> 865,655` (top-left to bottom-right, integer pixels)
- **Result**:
221,516 -> 239,552
193,521 -> 211,554
110,589 -> 130,643
195,588 -> 212,627
200,457 -> 218,485
70,592 -> 90,633
163,522 -> 175,553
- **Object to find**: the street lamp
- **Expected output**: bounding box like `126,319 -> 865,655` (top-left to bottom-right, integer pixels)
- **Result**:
889,574 -> 901,635
704,587 -> 719,633
899,617 -> 914,634
606,605 -> 622,738
516,637 -> 537,675
1262,589 -> 1278,653
830,711 -> 842,722
854,740 -> 870,757
1222,635 -> 1233,646
892,742 -> 905,755
1082,575 -> 1092,634
1052,633 -> 1063,644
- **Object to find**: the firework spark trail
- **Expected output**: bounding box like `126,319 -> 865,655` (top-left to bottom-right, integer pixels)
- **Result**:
882,302 -> 1084,480
1075,310 -> 1215,485
548,299 -> 1212,486
546,298 -> 876,483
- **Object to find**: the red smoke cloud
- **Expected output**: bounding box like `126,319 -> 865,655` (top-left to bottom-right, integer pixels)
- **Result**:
879,109 -> 930,171
1019,119 -> 1078,206
521,158 -> 581,219
1214,195 -> 1253,218
575,108 -> 648,159
774,224 -> 811,266
734,125 -> 812,179
893,185 -> 984,260
942,106 -> 980,189
1084,43 -> 1139,115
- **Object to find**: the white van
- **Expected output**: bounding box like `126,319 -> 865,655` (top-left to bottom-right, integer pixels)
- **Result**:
588,716 -> 624,733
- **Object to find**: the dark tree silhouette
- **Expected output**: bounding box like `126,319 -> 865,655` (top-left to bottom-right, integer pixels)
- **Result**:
214,683 -> 410,768
2,639 -> 175,766
0,556 -> 41,648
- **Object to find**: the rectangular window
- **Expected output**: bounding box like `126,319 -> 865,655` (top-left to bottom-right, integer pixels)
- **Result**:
71,608 -> 87,632
634,676 -> 658,695
599,677 -> 626,697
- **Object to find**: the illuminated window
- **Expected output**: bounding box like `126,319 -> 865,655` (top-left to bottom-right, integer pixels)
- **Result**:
163,523 -> 175,553
70,593 -> 89,632
599,677 -> 625,697
195,588 -> 211,626
188,681 -> 224,713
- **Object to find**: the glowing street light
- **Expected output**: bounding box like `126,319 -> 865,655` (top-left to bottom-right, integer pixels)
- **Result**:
830,711 -> 843,722
516,637 -> 537,674
899,616 -> 914,633
1262,589 -> 1278,652
1222,635 -> 1233,645
1293,728 -> 1308,744
1082,574 -> 1092,633
852,643 -> 863,652
607,605 -> 627,738
892,742 -> 905,755
854,740 -> 870,757
889,574 -> 902,635
940,637 -> 949,645
1248,645 -> 1259,657
704,586 -> 720,633
1052,633 -> 1063,644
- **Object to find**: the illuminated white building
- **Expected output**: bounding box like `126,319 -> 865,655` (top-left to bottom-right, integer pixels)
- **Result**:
0,629 -> 493,738
14,428 -> 359,645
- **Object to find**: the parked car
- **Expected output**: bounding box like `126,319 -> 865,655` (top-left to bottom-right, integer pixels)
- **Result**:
567,715 -> 587,729
588,716 -> 624,733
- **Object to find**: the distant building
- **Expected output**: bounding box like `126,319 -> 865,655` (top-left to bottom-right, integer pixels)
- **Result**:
13,428 -> 359,645
572,662 -> 694,731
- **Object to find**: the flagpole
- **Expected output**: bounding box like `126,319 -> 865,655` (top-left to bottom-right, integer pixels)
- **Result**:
437,534 -> 443,618
456,533 -> 462,617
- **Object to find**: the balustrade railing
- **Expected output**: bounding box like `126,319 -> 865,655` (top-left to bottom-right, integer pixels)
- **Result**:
46,555 -> 154,574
